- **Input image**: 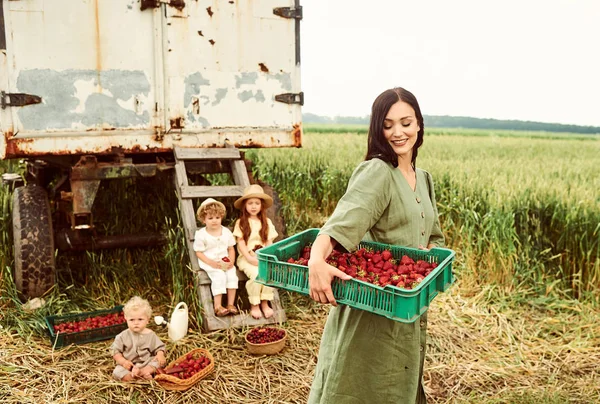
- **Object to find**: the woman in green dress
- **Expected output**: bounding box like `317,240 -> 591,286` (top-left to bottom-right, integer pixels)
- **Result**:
307,87 -> 445,404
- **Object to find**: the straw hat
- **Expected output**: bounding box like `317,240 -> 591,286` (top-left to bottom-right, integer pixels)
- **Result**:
197,198 -> 226,218
234,184 -> 273,210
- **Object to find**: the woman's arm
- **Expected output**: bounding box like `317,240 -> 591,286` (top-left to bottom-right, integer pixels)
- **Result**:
308,234 -> 352,306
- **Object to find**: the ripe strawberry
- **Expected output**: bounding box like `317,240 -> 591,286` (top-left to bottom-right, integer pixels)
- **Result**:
371,253 -> 382,264
222,257 -> 230,262
382,261 -> 394,271
381,249 -> 393,261
400,255 -> 415,265
337,257 -> 349,268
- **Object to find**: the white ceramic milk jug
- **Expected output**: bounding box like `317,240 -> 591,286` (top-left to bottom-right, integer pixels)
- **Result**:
167,302 -> 189,342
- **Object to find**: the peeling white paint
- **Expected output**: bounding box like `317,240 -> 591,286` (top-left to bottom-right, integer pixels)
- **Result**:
0,0 -> 302,159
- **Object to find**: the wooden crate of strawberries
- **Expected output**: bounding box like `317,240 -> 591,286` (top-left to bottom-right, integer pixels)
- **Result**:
256,228 -> 456,323
45,305 -> 127,348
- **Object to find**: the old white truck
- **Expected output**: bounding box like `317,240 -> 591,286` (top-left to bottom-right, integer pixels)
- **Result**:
0,0 -> 302,330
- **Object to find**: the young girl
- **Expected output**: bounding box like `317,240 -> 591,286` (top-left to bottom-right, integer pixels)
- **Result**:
233,184 -> 278,319
193,198 -> 238,317
110,296 -> 166,381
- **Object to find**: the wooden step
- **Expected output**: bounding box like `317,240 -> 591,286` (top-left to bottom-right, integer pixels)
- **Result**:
174,147 -> 241,160
180,185 -> 244,199
196,282 -> 287,332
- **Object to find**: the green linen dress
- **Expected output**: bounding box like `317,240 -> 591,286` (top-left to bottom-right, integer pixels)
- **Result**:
308,158 -> 445,404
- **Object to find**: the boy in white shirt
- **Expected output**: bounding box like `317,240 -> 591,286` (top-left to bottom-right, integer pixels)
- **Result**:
193,198 -> 238,317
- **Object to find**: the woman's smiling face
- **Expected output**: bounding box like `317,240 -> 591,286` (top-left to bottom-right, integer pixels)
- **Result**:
383,100 -> 420,161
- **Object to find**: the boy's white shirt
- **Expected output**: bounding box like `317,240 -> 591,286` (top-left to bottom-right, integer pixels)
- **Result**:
193,226 -> 236,269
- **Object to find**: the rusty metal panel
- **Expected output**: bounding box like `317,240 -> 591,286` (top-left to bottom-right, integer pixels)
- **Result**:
1,1 -> 160,136
164,0 -> 302,131
0,0 -> 302,160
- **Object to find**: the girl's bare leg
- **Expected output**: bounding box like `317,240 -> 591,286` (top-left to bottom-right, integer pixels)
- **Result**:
260,300 -> 274,319
250,304 -> 262,319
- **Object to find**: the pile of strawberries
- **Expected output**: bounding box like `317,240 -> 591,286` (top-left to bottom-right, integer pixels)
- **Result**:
288,246 -> 438,289
162,352 -> 212,380
52,311 -> 126,334
246,327 -> 286,344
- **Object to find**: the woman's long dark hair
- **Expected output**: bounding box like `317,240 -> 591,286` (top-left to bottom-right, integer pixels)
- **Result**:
365,87 -> 424,168
238,201 -> 269,244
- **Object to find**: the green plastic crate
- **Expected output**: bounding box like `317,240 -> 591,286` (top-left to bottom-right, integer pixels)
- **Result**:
257,228 -> 456,323
45,305 -> 127,348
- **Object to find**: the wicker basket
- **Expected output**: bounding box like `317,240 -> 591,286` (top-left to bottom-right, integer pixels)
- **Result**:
154,348 -> 214,391
245,327 -> 287,355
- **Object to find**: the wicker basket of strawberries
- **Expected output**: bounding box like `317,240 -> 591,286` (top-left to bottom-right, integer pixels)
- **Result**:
154,348 -> 214,391
245,326 -> 287,355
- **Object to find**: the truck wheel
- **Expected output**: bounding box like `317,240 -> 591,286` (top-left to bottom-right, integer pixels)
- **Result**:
259,181 -> 287,242
12,184 -> 56,299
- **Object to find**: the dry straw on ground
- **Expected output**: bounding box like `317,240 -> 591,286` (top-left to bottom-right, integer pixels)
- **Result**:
1,285 -> 599,404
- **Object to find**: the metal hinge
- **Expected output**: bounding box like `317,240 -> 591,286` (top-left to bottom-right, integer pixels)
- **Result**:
1,91 -> 42,109
275,92 -> 304,105
273,6 -> 303,19
141,0 -> 185,11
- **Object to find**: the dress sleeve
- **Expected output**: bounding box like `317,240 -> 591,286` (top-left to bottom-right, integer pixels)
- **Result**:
266,218 -> 278,242
320,159 -> 392,252
150,332 -> 166,355
232,220 -> 242,239
192,229 -> 206,252
109,332 -> 125,356
425,171 -> 445,248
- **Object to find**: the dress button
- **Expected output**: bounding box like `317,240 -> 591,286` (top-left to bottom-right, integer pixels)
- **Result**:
419,345 -> 424,352
421,230 -> 425,236
420,211 -> 425,218
416,197 -> 421,203
420,320 -> 425,327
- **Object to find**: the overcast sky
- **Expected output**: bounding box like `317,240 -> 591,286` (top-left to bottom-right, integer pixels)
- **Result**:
300,0 -> 600,127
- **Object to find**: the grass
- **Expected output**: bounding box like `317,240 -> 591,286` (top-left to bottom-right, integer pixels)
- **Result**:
0,128 -> 599,403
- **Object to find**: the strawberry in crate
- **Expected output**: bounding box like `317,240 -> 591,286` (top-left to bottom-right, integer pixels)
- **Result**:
287,245 -> 438,290
286,245 -> 311,266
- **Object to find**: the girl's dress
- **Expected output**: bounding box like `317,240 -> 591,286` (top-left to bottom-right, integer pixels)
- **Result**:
193,226 -> 238,296
308,159 -> 445,404
233,218 -> 278,305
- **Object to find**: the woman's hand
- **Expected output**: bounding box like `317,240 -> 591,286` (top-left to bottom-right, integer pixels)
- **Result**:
122,360 -> 134,370
308,257 -> 352,306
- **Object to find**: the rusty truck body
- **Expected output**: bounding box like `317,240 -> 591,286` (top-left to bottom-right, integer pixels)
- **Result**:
0,0 -> 302,319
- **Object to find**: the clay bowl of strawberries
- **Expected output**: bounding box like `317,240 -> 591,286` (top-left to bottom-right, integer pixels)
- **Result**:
245,326 -> 287,355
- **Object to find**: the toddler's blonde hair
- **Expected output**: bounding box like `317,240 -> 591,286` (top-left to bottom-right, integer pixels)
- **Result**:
123,296 -> 152,318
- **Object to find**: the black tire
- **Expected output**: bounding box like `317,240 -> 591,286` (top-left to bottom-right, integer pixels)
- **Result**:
12,184 -> 56,299
258,181 -> 287,242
